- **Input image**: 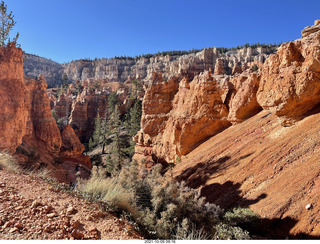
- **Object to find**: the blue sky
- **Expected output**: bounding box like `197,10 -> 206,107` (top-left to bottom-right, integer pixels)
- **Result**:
7,0 -> 320,63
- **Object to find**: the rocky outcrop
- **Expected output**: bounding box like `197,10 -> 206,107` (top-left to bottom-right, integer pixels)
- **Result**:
0,44 -> 28,153
0,44 -> 91,182
60,124 -> 85,156
145,19 -> 320,238
227,72 -> 262,123
54,93 -> 73,119
23,75 -> 62,154
50,80 -> 135,143
134,20 -> 320,167
68,88 -> 109,142
257,19 -> 320,126
301,19 -> 320,37
135,71 -> 237,164
23,53 -> 65,88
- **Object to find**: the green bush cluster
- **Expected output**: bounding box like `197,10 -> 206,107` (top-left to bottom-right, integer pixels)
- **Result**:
78,161 -> 258,240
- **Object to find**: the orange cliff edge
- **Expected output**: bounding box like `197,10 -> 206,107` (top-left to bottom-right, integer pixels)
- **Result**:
0,43 -> 91,183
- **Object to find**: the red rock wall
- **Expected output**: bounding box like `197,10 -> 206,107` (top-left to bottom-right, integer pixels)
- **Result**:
0,44 -> 28,153
257,22 -> 320,125
0,44 -> 91,181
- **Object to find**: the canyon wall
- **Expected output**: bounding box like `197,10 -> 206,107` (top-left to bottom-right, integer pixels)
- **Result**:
50,81 -> 133,143
0,44 -> 28,153
135,19 -> 320,238
23,53 -> 65,88
0,45 -> 91,182
134,20 -> 320,167
63,46 -> 277,84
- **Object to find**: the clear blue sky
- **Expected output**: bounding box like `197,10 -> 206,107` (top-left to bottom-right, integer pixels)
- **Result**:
7,0 -> 320,63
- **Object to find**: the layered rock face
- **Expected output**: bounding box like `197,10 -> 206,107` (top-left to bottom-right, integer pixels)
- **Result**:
257,19 -> 320,126
134,69 -> 263,164
135,20 -> 320,166
64,46 -> 276,84
23,75 -> 62,153
50,81 -> 133,143
0,44 -> 91,182
23,53 -> 65,88
0,44 -> 28,153
136,19 -> 320,237
69,90 -> 109,142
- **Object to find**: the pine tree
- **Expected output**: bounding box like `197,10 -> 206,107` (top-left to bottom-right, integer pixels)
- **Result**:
109,105 -> 127,174
92,113 -> 102,146
108,92 -> 118,114
128,100 -> 142,137
88,138 -> 93,150
0,1 -> 18,46
131,79 -> 142,99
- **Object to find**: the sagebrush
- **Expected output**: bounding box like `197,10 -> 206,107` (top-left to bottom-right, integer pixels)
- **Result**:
78,160 -> 259,239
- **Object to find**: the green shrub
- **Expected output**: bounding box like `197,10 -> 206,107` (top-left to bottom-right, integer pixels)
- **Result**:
223,207 -> 259,226
117,162 -> 223,239
79,161 -> 258,240
214,223 -> 250,240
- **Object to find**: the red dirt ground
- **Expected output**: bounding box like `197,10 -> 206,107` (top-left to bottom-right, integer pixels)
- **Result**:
172,109 -> 320,239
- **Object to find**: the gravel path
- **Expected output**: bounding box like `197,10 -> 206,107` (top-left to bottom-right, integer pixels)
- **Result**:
0,169 -> 143,240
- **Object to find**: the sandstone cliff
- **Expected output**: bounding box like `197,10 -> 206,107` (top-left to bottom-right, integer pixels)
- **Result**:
134,68 -> 264,164
0,44 -> 28,153
257,19 -> 320,126
50,80 -> 133,142
134,20 -> 320,238
23,53 -> 65,88
63,46 -> 277,84
0,44 -> 91,182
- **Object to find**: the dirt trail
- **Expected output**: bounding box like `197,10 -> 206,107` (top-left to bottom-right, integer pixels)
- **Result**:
0,169 -> 143,240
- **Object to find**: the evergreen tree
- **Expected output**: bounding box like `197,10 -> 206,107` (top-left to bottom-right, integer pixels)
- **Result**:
128,99 -> 142,137
108,92 -> 118,114
92,113 -> 102,146
88,138 -> 93,150
131,79 -> 143,99
61,73 -> 68,87
0,1 -> 19,46
109,105 -> 127,174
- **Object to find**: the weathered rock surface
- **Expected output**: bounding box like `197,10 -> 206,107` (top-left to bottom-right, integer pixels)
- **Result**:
51,81 -> 134,143
172,110 -> 320,238
23,53 -> 65,88
0,44 -> 28,153
227,72 -> 262,123
301,19 -> 320,37
60,124 -> 85,157
0,44 -> 91,182
64,46 -> 277,84
23,75 -> 62,154
257,19 -> 320,126
68,87 -> 110,142
135,71 -> 235,164
54,93 -> 73,119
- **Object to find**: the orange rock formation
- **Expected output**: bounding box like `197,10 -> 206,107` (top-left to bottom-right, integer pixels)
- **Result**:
0,44 -> 91,182
134,19 -> 320,238
0,44 -> 28,153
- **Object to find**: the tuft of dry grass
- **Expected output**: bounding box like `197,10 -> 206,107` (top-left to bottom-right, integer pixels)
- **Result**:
0,151 -> 20,172
78,166 -> 137,215
27,168 -> 56,181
